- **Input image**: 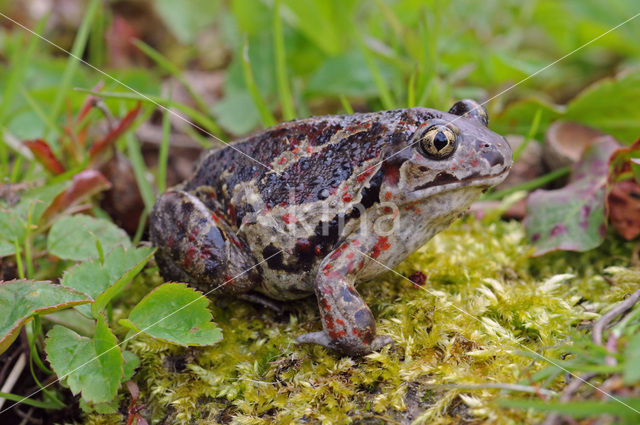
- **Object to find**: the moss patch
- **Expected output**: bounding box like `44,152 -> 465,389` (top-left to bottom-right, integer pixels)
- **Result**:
87,217 -> 637,425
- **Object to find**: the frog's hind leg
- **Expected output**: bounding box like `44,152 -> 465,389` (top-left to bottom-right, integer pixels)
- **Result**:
150,189 -> 260,295
296,240 -> 393,356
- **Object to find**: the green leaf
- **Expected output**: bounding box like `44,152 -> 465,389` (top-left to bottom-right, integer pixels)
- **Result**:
45,315 -> 123,404
624,332 -> 640,384
91,247 -> 155,317
492,97 -> 564,141
154,0 -> 219,44
306,51 -> 381,98
0,280 -> 92,355
120,283 -> 223,347
47,215 -> 131,261
566,71 -> 640,144
525,138 -> 620,255
122,350 -> 140,381
211,90 -> 260,135
61,246 -> 155,317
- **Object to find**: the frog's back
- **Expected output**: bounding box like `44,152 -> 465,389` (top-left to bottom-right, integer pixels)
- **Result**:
185,109 -> 435,219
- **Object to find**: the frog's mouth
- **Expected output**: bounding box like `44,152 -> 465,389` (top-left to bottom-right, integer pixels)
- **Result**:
406,169 -> 509,201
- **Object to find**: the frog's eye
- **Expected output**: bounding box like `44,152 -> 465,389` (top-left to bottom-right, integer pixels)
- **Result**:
419,125 -> 457,159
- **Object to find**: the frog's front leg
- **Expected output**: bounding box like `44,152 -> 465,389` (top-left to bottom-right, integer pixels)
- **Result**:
150,189 -> 260,294
297,241 -> 393,356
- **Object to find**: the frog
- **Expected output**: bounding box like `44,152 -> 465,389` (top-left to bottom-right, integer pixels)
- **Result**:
149,99 -> 512,357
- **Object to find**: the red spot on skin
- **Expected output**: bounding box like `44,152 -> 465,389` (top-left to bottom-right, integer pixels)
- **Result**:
371,236 -> 391,259
295,238 -> 312,252
346,260 -> 355,273
357,167 -> 375,183
408,271 -> 427,289
322,286 -> 333,295
321,298 -> 331,311
336,319 -> 345,326
282,214 -> 297,224
278,157 -> 287,164
230,236 -> 243,248
384,191 -> 392,201
384,165 -> 400,186
383,206 -> 393,214
307,146 -> 313,153
184,246 -> 197,268
228,204 -> 237,224
550,223 -> 567,237
325,314 -> 334,330
322,263 -> 333,272
342,192 -> 353,202
346,252 -> 355,260
351,240 -> 360,246
292,147 -> 300,154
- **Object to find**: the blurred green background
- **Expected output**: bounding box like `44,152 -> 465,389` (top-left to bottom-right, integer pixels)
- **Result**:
1,0 -> 639,145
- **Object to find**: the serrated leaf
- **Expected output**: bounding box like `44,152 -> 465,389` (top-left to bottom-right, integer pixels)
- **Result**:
91,247 -> 155,317
61,246 -> 155,317
120,283 -> 222,347
0,280 -> 92,355
525,138 -> 620,255
45,315 -> 123,404
47,214 -> 131,261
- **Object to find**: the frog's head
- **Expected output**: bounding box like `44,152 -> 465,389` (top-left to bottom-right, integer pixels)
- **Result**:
384,100 -> 512,208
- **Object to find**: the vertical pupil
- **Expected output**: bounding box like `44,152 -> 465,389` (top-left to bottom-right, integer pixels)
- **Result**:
433,131 -> 449,151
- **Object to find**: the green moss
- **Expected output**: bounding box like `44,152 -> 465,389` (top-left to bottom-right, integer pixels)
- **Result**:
86,217 -> 637,425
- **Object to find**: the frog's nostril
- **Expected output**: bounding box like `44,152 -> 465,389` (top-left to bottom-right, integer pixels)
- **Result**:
481,150 -> 504,167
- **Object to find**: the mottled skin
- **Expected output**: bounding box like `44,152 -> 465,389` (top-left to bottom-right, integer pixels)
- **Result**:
150,100 -> 512,356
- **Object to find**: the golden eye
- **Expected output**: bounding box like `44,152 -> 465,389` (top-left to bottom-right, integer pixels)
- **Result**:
419,125 -> 457,159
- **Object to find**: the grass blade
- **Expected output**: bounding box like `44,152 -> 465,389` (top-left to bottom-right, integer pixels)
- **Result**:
49,0 -> 100,127
157,89 -> 172,194
273,0 -> 296,121
76,89 -> 222,145
133,39 -> 222,136
242,39 -> 276,127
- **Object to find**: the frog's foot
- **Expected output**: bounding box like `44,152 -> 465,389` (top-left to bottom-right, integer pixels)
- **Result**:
298,242 -> 394,357
296,331 -> 392,356
150,189 -> 260,295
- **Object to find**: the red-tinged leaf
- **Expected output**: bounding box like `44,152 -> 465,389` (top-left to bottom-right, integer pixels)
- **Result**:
607,179 -> 640,240
23,139 -> 65,175
0,280 -> 92,355
525,138 -> 620,255
609,138 -> 640,181
40,170 -> 112,224
88,102 -> 142,159
76,81 -> 105,146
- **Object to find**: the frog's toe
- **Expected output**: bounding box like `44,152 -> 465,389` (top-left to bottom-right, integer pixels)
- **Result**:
371,335 -> 394,351
296,331 -> 331,349
296,331 -> 394,356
